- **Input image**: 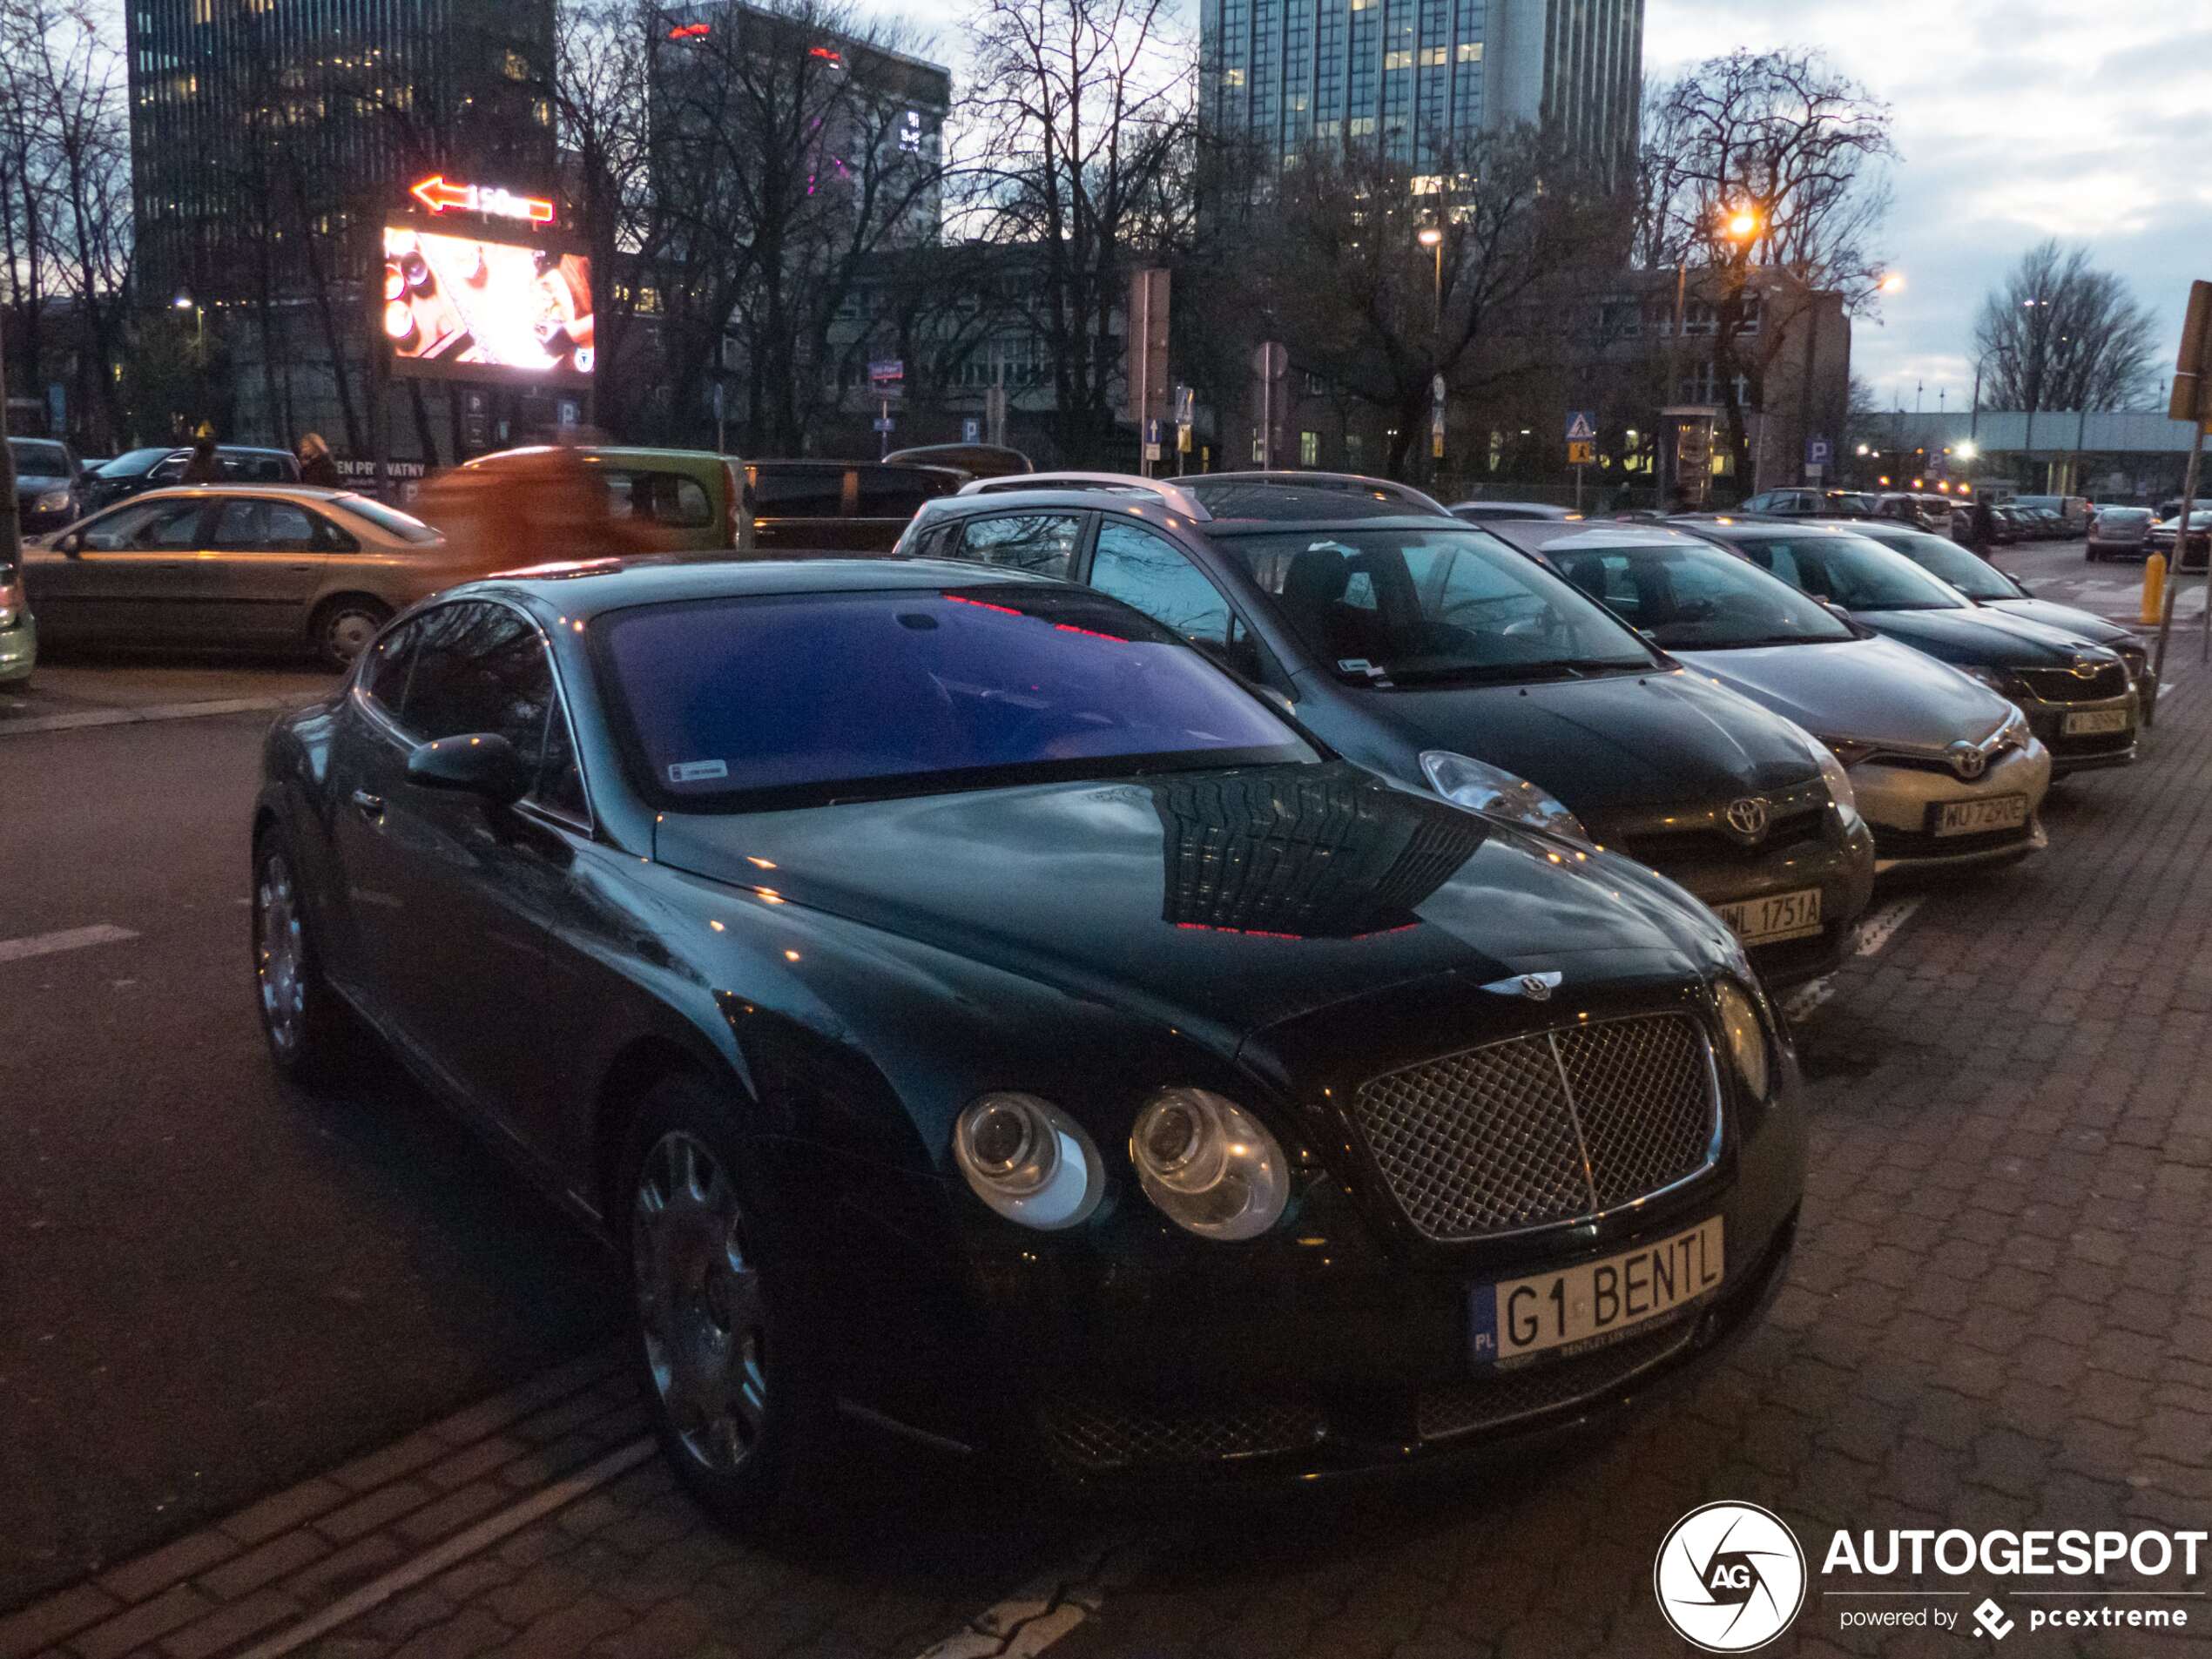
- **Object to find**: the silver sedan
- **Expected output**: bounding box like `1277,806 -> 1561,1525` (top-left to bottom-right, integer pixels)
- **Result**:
1491,521 -> 2051,877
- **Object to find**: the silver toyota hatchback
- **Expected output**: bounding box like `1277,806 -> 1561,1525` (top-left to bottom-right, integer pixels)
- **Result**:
1492,521 -> 2051,876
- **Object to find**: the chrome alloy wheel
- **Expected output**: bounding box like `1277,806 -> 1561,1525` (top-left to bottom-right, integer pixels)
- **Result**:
632,1130 -> 768,1474
325,609 -> 381,665
254,853 -> 307,1058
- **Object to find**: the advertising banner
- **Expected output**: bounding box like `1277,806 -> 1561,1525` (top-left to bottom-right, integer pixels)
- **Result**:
382,224 -> 594,385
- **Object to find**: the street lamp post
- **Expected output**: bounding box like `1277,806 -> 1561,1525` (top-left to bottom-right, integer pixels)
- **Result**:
173,288 -> 206,428
1418,224 -> 1443,484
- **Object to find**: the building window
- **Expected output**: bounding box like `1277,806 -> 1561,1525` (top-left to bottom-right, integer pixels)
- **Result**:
1348,115 -> 1375,135
1383,49 -> 1411,69
1419,45 -> 1447,65
1224,67 -> 1245,86
1349,0 -> 1375,10
1457,41 -> 1483,61
1299,431 -> 1320,466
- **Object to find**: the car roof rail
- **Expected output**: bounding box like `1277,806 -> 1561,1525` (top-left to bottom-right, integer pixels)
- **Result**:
955,470 -> 1212,521
1190,470 -> 1455,516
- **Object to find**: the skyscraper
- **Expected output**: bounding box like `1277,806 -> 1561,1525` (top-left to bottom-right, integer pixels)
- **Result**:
127,0 -> 555,306
1201,0 -> 1642,176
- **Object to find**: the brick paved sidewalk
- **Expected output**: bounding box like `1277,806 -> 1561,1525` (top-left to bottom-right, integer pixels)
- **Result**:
7,682 -> 2209,1659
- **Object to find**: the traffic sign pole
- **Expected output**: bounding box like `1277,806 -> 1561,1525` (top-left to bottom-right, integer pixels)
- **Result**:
2151,280 -> 2212,716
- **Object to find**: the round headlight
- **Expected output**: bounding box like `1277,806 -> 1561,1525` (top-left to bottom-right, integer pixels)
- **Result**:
952,1092 -> 1103,1230
1130,1088 -> 1289,1242
1712,981 -> 1770,1102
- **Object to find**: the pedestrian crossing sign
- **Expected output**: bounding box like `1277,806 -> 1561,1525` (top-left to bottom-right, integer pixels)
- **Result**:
1566,410 -> 1597,443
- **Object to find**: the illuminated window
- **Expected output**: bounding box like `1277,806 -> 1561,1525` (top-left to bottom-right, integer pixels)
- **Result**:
1410,174 -> 1441,194
1457,41 -> 1483,61
1299,431 -> 1319,466
1349,0 -> 1373,10
1348,115 -> 1375,135
1419,45 -> 1447,65
1224,67 -> 1245,85
502,49 -> 529,79
1383,49 -> 1410,68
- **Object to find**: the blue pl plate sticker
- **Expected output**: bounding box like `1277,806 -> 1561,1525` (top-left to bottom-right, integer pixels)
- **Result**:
668,759 -> 729,784
1469,1284 -> 1500,1366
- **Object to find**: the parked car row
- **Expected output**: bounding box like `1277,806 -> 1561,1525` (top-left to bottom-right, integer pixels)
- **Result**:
228,460 -> 2161,1527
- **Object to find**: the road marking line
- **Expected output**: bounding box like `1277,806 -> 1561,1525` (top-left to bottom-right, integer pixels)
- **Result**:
0,923 -> 139,965
229,1435 -> 655,1659
913,1534 -> 1153,1659
0,694 -> 296,737
1780,894 -> 1925,1023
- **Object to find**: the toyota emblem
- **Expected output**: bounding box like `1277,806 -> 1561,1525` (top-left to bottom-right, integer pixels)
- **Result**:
1948,740 -> 1988,780
1723,798 -> 1770,840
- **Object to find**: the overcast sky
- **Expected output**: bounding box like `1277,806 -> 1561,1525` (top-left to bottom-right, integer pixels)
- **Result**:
1644,0 -> 2212,411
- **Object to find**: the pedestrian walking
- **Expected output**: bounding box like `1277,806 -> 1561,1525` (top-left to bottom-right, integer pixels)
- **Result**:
179,432 -> 221,483
297,433 -> 341,489
1969,494 -> 1997,562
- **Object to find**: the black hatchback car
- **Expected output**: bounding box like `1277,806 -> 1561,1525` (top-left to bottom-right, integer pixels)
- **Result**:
900,479 -> 1875,985
253,556 -> 1803,1522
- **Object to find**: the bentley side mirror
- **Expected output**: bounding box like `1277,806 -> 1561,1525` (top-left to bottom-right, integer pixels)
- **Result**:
406,734 -> 529,806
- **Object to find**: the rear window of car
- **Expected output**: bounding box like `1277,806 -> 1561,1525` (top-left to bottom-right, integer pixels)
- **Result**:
598,584 -> 1312,810
749,467 -> 846,516
335,496 -> 442,543
98,448 -> 177,477
2100,508 -> 2150,521
224,453 -> 295,482
10,440 -> 70,474
854,468 -> 956,517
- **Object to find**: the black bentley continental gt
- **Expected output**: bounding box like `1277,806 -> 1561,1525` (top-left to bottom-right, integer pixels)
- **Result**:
251,557 -> 1804,1525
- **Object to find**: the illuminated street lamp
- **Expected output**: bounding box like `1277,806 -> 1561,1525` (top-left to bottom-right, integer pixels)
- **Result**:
1418,224 -> 1445,479
1723,209 -> 1759,241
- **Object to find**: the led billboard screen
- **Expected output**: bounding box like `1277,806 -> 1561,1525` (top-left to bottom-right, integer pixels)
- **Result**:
381,225 -> 594,382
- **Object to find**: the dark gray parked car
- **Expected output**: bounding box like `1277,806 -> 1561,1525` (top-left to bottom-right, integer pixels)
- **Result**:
899,474 -> 1878,985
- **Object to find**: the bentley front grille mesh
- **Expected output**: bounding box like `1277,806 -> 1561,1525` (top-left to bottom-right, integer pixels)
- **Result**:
1039,1396 -> 1325,1469
1351,1014 -> 1717,1242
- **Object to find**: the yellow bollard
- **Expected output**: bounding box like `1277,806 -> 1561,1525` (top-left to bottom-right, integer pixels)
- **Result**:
2142,552 -> 2167,625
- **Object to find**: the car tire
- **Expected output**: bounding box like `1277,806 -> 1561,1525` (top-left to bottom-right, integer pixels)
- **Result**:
251,825 -> 354,1083
620,1072 -> 837,1535
310,595 -> 393,672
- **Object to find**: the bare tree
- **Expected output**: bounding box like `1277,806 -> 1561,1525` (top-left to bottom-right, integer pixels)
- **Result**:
1973,240 -> 2158,413
1642,49 -> 1895,487
961,0 -> 1192,464
1253,126 -> 1627,482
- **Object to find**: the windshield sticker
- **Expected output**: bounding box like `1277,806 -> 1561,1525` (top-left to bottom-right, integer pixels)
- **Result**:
668,759 -> 729,784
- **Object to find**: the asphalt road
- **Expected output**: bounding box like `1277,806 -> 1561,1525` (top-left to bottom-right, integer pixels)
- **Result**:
0,676 -> 624,1612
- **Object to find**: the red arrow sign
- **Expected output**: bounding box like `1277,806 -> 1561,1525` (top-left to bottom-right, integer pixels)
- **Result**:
409,174 -> 555,226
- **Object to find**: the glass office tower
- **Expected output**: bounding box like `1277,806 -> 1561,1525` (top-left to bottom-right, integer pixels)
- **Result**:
1202,0 -> 1641,175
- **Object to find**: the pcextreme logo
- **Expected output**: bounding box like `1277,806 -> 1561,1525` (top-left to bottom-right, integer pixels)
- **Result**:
1654,1501 -> 1809,1652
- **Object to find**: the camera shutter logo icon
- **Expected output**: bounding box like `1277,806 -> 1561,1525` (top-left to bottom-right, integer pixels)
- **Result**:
1653,1501 -> 1807,1652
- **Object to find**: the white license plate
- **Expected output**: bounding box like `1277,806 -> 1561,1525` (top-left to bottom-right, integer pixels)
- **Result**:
1716,887 -> 1822,946
1471,1217 -> 1725,1366
2063,709 -> 2132,736
1933,794 -> 2028,837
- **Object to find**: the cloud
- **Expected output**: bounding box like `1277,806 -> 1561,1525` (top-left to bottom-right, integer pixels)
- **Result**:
1646,0 -> 2209,405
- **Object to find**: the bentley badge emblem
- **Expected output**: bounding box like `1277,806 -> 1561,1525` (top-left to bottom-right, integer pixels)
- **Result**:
1723,797 -> 1770,840
1482,970 -> 1562,1001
